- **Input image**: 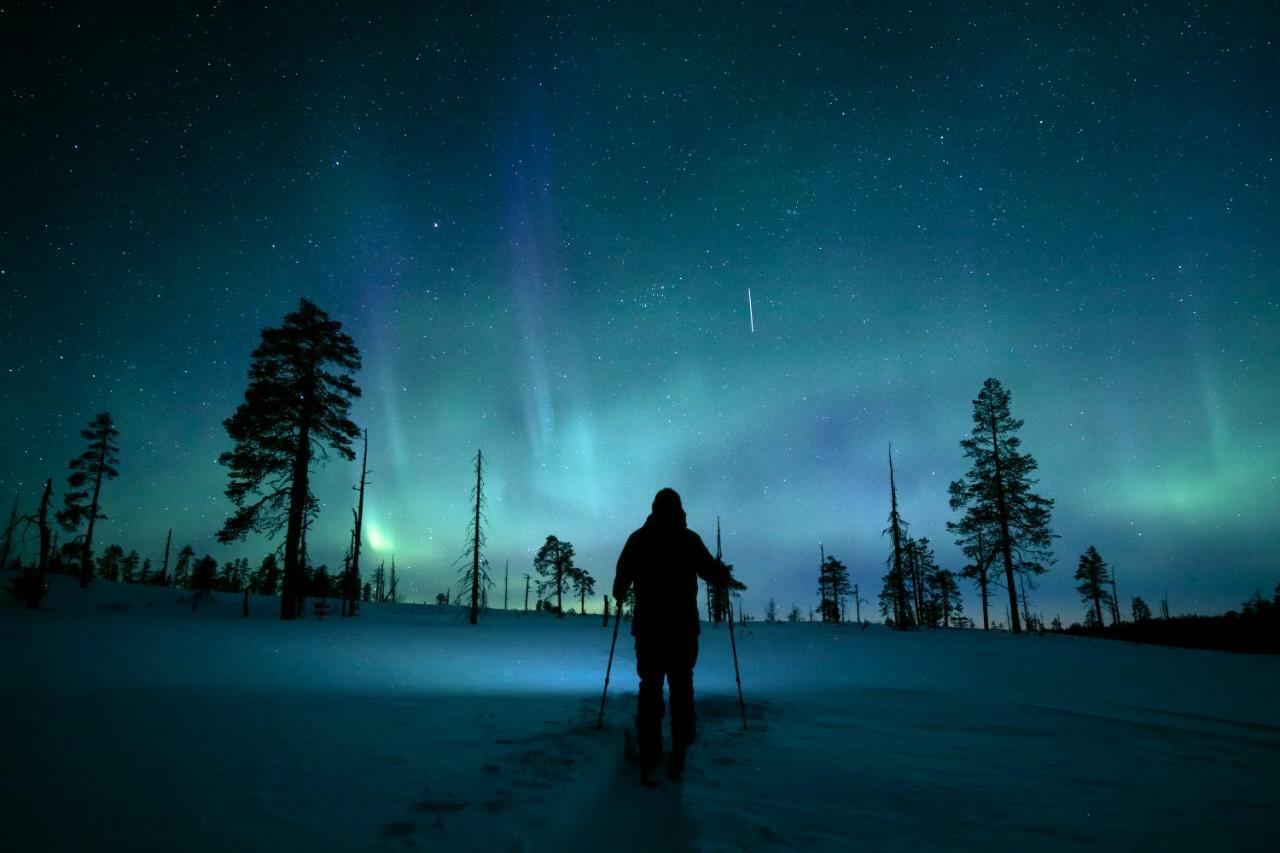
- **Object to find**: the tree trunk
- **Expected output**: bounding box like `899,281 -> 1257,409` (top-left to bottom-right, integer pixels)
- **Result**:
281,367 -> 316,620
555,562 -> 563,616
989,414 -> 1022,634
350,430 -> 368,616
977,532 -> 991,631
160,528 -> 172,584
36,479 -> 52,573
888,447 -> 909,629
469,450 -> 482,625
1,494 -> 18,570
80,440 -> 108,588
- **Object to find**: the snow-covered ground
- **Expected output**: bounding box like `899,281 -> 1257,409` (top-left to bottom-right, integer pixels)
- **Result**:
3,574 -> 1277,851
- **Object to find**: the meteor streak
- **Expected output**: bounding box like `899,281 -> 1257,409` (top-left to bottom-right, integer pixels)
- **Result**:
748,288 -> 755,333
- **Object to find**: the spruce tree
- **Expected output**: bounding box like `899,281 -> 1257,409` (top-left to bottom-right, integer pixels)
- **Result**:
1073,546 -> 1112,628
217,299 -> 362,620
948,378 -> 1055,634
57,412 -> 120,588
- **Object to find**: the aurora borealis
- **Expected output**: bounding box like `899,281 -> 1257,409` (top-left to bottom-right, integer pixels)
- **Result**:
2,2 -> 1276,621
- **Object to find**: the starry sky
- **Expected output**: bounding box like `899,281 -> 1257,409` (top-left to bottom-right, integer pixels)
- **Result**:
2,1 -> 1276,621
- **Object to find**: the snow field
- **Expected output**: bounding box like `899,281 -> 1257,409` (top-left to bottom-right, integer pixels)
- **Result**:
2,574 -> 1277,851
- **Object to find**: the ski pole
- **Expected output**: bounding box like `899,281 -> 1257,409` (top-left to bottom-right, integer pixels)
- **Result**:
597,603 -> 623,730
726,594 -> 748,731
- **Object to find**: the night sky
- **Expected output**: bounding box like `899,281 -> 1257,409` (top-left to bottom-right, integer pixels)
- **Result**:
3,2 -> 1276,621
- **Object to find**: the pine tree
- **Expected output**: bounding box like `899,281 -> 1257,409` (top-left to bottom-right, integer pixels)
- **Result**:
454,450 -> 490,623
534,535 -> 575,617
1073,546 -> 1112,628
950,509 -> 998,630
96,545 -> 125,582
173,545 -> 195,589
572,567 -> 596,614
388,558 -> 398,603
818,554 -> 850,623
709,518 -> 746,624
217,298 -> 362,620
881,445 -> 914,629
1131,596 -> 1152,622
121,550 -> 141,583
926,564 -> 964,627
948,379 -> 1055,634
765,598 -> 779,623
32,479 -> 53,575
57,412 -> 120,588
191,555 -> 216,595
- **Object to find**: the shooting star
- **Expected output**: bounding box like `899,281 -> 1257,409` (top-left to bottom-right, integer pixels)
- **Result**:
747,288 -> 755,333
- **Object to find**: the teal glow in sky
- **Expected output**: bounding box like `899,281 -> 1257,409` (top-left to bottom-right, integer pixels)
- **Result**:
2,2 -> 1276,621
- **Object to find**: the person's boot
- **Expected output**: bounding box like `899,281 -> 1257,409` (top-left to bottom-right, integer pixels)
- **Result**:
640,754 -> 662,787
666,744 -> 687,781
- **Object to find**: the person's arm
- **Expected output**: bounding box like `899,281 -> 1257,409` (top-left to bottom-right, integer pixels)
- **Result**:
612,532 -> 637,602
691,532 -> 734,589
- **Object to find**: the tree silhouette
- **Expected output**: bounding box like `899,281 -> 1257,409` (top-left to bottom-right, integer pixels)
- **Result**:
571,566 -> 596,614
172,545 -> 195,589
948,378 -> 1055,634
7,480 -> 52,608
534,535 -> 575,617
1,494 -> 19,571
1131,596 -> 1152,623
454,450 -> 490,623
57,412 -> 120,588
881,445 -> 914,629
951,509 -> 999,630
817,554 -> 850,623
1073,546 -> 1113,628
217,299 -> 362,620
345,429 -> 369,617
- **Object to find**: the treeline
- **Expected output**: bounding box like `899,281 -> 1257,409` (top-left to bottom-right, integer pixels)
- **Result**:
1061,583 -> 1280,655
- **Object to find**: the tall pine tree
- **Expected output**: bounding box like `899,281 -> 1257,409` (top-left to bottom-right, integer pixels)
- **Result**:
881,445 -> 914,629
57,412 -> 120,588
217,299 -> 362,620
948,379 -> 1055,634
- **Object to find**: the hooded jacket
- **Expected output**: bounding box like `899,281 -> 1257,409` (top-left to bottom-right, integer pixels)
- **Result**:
612,490 -> 730,638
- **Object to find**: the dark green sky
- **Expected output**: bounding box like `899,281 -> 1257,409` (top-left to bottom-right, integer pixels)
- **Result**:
2,1 -> 1276,620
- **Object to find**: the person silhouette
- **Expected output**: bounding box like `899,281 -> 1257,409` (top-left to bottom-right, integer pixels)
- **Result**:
612,488 -> 738,784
